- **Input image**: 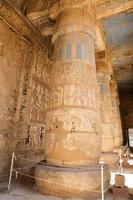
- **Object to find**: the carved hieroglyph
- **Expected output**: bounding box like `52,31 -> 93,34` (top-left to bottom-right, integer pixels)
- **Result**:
96,53 -> 114,152
16,44 -> 51,152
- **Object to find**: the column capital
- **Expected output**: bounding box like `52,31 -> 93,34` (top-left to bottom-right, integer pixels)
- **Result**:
47,1 -> 105,51
59,0 -> 93,10
52,6 -> 95,43
50,0 -> 95,20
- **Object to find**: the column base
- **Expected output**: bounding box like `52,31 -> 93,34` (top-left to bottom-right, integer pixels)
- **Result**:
114,135 -> 123,149
35,163 -> 109,199
100,152 -> 119,165
113,145 -> 125,153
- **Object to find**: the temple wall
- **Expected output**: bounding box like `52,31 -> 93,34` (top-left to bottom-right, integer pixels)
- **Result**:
15,43 -> 51,162
0,19 -> 26,173
0,1 -> 52,174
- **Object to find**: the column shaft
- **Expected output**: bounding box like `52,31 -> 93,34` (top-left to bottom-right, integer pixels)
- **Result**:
45,6 -> 101,166
110,82 -> 123,148
96,53 -> 114,153
35,3 -> 109,198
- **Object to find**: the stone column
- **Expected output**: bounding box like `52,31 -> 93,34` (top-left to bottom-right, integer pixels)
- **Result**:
45,5 -> 101,167
96,51 -> 114,153
110,81 -> 123,149
108,49 -> 123,150
36,1 -> 109,198
96,51 -> 118,164
108,50 -> 123,149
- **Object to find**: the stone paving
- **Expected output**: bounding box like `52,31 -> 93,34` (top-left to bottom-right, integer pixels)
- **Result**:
0,182 -> 113,200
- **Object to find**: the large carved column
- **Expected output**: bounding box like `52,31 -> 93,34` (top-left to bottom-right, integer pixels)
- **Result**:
45,7 -> 101,167
96,51 -> 114,153
96,51 -> 118,164
110,81 -> 123,149
108,52 -> 123,150
36,1 -> 109,198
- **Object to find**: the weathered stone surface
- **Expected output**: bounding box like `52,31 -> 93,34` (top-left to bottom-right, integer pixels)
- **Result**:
120,94 -> 133,138
35,164 -> 109,199
100,152 -> 119,165
0,0 -> 131,198
110,82 -> 123,148
36,2 -> 105,199
0,18 -> 28,172
0,0 -> 52,173
44,5 -> 101,166
96,51 -> 114,153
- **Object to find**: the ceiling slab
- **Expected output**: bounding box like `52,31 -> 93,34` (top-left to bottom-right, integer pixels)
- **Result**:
101,11 -> 133,49
95,0 -> 133,19
101,10 -> 133,91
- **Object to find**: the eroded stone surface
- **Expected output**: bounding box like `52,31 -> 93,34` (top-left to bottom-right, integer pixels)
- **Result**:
44,4 -> 101,166
0,1 -> 52,173
36,2 -> 104,199
96,51 -> 114,153
0,1 -> 131,199
110,82 -> 123,148
35,164 -> 109,199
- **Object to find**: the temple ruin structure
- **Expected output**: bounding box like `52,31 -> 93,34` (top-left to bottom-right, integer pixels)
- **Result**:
0,0 -> 133,199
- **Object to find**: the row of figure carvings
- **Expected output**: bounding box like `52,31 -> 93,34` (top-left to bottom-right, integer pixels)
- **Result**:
18,45 -> 120,150
30,79 -> 97,111
21,124 -> 45,149
21,114 -> 100,149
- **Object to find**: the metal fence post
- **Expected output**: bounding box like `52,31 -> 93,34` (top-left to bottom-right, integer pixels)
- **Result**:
100,161 -> 104,200
7,152 -> 15,193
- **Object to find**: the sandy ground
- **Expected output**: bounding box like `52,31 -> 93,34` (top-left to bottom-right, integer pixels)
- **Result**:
0,181 -> 113,200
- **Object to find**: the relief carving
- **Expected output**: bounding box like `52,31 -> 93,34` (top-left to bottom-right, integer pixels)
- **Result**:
52,62 -> 82,84
46,112 -> 99,134
16,44 -> 51,150
64,85 -> 81,106
50,86 -> 63,108
32,46 -> 51,84
31,80 -> 49,109
21,124 -> 46,149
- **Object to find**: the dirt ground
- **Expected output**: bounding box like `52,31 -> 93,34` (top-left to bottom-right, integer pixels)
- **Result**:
0,181 -> 114,200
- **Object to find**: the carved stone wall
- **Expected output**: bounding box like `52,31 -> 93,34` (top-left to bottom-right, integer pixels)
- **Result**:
0,4 -> 51,173
14,45 -> 51,159
0,19 -> 28,173
16,45 -> 51,156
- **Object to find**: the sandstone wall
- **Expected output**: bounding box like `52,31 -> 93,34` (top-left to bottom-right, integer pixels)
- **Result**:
0,1 -> 52,174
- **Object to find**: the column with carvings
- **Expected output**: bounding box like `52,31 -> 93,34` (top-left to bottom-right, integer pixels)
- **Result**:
110,81 -> 123,149
96,51 -> 115,163
35,1 -> 109,198
108,51 -> 123,150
